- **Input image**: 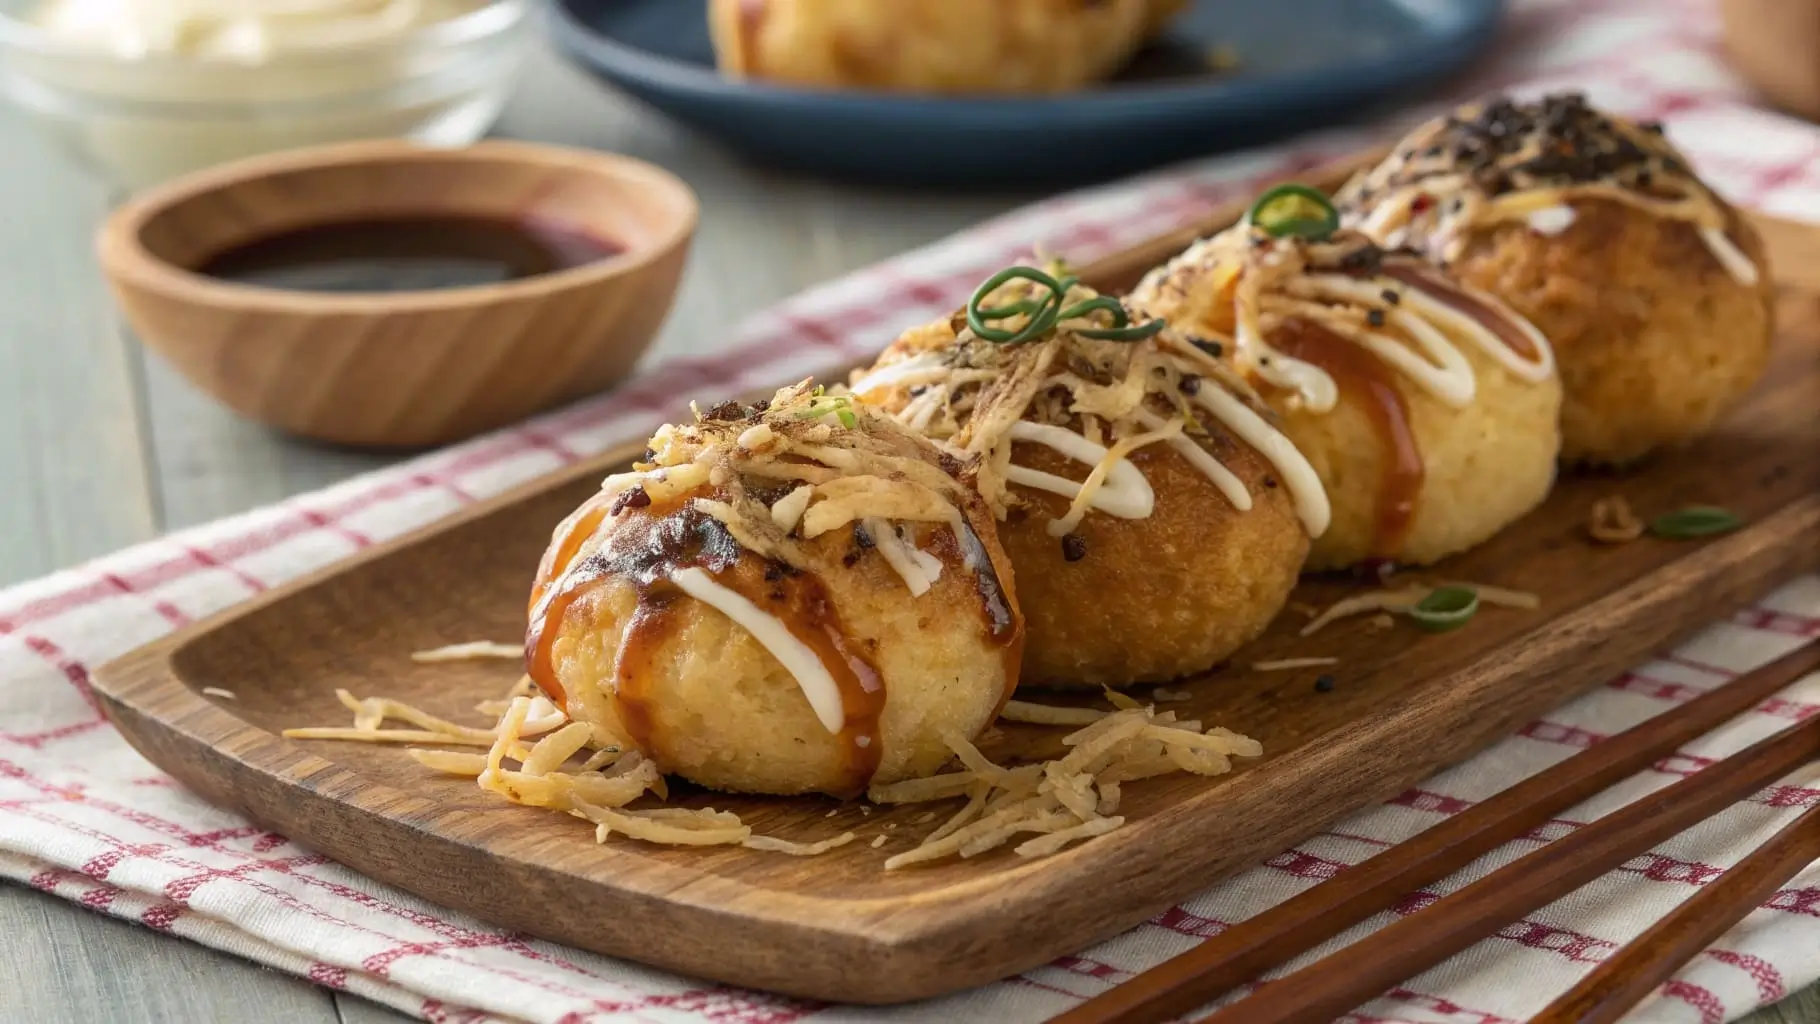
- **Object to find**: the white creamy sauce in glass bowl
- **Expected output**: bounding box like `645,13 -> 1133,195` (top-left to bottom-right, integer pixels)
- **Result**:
33,0 -> 467,60
6,0 -> 523,188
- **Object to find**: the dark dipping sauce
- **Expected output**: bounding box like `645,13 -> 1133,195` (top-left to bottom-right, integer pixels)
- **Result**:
197,215 -> 622,293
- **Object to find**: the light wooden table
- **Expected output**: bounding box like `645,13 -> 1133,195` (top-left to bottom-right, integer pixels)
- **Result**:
1,34 -> 1814,1024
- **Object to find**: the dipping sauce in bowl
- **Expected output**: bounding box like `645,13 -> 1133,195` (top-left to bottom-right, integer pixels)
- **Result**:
198,215 -> 625,293
99,139 -> 698,448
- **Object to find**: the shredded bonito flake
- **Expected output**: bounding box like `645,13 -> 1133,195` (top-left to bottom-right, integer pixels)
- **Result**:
410,641 -> 524,663
289,685 -> 857,856
1252,657 -> 1339,672
1300,580 -> 1538,636
1589,496 -> 1645,545
871,707 -> 1261,869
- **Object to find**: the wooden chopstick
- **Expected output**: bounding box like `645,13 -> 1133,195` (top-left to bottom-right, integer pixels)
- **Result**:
1531,800 -> 1820,1024
1194,711 -> 1820,1023
1050,640 -> 1820,1024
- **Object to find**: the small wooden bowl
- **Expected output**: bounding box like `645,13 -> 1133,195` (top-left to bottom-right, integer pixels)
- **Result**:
1720,0 -> 1820,123
98,139 -> 697,448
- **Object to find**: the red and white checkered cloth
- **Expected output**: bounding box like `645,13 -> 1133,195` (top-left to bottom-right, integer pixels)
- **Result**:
5,1 -> 1820,1021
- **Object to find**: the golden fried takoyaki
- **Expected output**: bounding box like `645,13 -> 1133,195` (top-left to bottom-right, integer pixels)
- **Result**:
708,0 -> 1183,95
851,268 -> 1325,688
1336,93 -> 1774,464
525,383 -> 1022,798
1130,196 -> 1561,571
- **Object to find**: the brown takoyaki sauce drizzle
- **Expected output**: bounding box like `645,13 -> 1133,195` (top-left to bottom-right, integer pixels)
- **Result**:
525,502 -> 740,712
610,588 -> 682,755
1380,264 -> 1541,362
735,0 -> 767,75
932,518 -> 1024,715
1272,317 -> 1424,556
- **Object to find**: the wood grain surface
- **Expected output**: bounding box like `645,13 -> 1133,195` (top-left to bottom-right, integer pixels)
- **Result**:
89,184 -> 1820,1001
7,29 -> 1820,1024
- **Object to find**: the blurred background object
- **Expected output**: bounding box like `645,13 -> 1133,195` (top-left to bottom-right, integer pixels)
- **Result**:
551,0 -> 1504,185
707,0 -> 1185,95
1721,0 -> 1820,123
0,0 -> 531,190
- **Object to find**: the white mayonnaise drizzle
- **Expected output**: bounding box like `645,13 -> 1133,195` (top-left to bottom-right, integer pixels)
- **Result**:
670,567 -> 845,734
1298,276 -> 1478,408
1236,267 -> 1341,412
864,517 -> 943,597
1526,206 -> 1577,236
1004,421 -> 1156,520
1182,380 -> 1331,538
849,353 -> 950,394
1699,226 -> 1761,287
1390,279 -> 1556,384
1127,406 -> 1251,513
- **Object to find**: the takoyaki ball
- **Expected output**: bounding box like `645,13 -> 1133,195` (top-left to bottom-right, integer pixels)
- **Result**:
851,271 -> 1324,688
1130,223 -> 1563,571
1336,92 -> 1774,465
525,383 -> 1022,798
708,0 -> 1181,95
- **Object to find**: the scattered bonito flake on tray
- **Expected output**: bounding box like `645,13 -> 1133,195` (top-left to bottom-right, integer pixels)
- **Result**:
287,675 -> 1261,865
410,640 -> 524,663
867,706 -> 1261,869
1252,657 -> 1339,672
1588,495 -> 1645,544
1300,581 -> 1538,636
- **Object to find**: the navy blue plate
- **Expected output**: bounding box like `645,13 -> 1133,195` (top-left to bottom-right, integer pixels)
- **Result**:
551,0 -> 1503,186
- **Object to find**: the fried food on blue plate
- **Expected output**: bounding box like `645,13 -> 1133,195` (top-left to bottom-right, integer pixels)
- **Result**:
709,0 -> 1184,95
526,383 -> 1021,798
852,266 -> 1323,688
1131,190 -> 1561,571
1336,93 -> 1774,464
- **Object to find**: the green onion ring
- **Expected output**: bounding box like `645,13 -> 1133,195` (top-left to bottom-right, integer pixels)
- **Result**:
967,266 -> 1068,345
965,266 -> 1167,345
1409,586 -> 1479,633
1246,183 -> 1341,240
1649,506 -> 1742,539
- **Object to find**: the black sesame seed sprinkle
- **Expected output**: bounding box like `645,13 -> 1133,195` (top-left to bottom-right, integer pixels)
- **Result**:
1263,475 -> 1279,489
1314,674 -> 1336,693
1381,288 -> 1401,305
1178,374 -> 1203,396
1366,309 -> 1387,328
1061,534 -> 1088,562
854,524 -> 875,550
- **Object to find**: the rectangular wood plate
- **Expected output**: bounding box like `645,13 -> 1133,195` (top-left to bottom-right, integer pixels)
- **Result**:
93,159 -> 1820,1004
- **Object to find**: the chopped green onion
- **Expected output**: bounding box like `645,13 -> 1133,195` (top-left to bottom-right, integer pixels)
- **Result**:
1409,586 -> 1479,633
1649,506 -> 1742,539
1246,183 -> 1340,240
836,406 -> 858,429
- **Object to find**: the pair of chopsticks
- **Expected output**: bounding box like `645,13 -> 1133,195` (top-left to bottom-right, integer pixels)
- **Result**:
1053,640 -> 1820,1024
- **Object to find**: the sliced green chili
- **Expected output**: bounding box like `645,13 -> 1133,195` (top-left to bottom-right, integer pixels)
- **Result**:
1409,585 -> 1479,633
1649,506 -> 1742,539
1246,183 -> 1341,240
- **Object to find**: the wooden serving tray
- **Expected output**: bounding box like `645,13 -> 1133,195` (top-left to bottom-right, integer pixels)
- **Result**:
93,165 -> 1820,1004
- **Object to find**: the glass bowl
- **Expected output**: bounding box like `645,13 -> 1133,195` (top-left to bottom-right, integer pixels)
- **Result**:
0,0 -> 531,191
